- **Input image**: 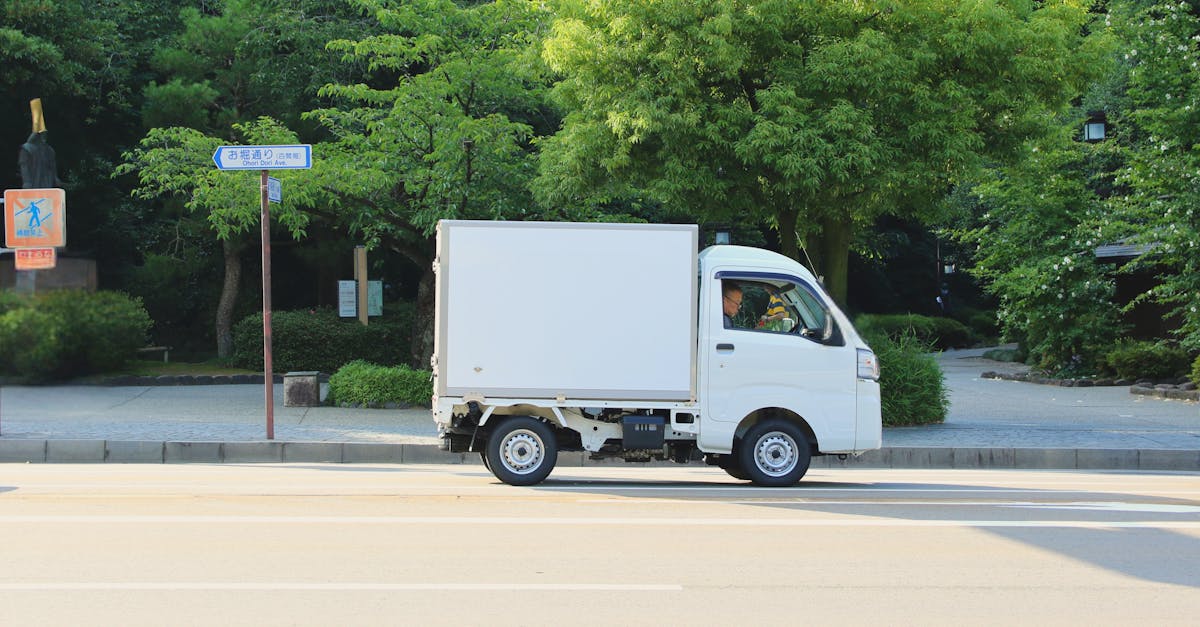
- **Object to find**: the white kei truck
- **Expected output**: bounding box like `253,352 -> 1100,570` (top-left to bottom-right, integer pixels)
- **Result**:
432,220 -> 882,486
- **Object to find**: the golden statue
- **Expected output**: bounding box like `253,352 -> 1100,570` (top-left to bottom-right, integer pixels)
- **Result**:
19,98 -> 63,189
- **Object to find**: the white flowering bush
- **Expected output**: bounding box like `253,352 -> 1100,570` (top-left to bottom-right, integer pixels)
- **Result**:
1112,0 -> 1200,352
955,125 -> 1126,374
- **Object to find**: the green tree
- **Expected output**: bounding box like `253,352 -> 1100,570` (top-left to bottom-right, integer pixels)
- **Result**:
537,0 -> 1104,305
124,0 -> 374,357
955,124 -> 1126,373
141,0 -> 373,134
118,118 -> 316,357
306,0 -> 553,365
1110,0 -> 1200,350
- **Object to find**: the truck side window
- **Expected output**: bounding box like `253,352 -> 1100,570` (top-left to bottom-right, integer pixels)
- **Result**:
728,279 -> 844,345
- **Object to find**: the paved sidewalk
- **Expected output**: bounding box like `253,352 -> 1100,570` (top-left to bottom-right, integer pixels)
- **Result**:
0,348 -> 1196,470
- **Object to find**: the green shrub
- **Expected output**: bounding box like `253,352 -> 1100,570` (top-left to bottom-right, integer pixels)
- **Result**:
961,308 -> 1000,342
0,290 -> 150,382
855,313 -> 975,350
1192,354 -> 1200,386
0,307 -> 61,381
870,333 -> 949,426
232,307 -> 412,373
1104,341 -> 1191,381
327,360 -> 432,407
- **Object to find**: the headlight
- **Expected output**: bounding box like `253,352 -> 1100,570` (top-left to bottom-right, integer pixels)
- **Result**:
857,349 -> 879,381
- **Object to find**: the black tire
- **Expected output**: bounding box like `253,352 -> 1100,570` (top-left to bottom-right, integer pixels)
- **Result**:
737,420 -> 812,487
479,450 -> 491,471
718,455 -> 751,481
485,416 -> 558,486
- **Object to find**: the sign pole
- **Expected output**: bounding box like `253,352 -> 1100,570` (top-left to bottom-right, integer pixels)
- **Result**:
211,144 -> 310,439
261,169 -> 274,440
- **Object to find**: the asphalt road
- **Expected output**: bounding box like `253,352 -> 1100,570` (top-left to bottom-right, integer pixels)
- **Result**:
1,464 -> 1196,625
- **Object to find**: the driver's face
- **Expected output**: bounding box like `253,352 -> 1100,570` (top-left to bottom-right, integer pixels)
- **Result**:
723,291 -> 742,317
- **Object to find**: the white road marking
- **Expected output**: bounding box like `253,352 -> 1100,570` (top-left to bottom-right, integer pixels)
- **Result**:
0,515 -> 1195,529
10,484 -> 1200,496
576,499 -> 1200,514
1007,502 -> 1200,514
0,582 -> 682,592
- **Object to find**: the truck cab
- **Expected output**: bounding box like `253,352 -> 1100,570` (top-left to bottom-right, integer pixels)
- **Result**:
695,246 -> 882,482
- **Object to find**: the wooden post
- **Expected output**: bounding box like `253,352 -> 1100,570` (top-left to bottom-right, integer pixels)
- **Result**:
355,245 -> 368,326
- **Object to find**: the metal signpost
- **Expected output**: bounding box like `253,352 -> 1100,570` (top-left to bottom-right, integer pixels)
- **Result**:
213,144 -> 312,439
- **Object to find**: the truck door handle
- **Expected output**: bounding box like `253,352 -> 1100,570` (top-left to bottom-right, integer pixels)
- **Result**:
716,343 -> 735,351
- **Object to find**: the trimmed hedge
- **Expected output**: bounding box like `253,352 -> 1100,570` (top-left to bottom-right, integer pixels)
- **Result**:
232,307 -> 412,374
854,313 -> 975,350
0,290 -> 151,382
1103,341 -> 1191,381
327,360 -> 432,407
864,332 -> 949,426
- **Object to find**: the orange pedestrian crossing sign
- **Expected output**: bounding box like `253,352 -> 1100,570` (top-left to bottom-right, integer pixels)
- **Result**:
5,188 -> 65,248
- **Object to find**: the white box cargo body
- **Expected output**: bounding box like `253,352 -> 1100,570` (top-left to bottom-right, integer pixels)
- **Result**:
435,221 -> 698,401
433,220 -> 882,487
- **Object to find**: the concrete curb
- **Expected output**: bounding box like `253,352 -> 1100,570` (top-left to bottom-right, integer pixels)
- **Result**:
0,440 -> 1196,471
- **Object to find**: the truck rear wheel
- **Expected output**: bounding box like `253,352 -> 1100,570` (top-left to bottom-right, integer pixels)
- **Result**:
485,417 -> 558,486
738,420 -> 811,487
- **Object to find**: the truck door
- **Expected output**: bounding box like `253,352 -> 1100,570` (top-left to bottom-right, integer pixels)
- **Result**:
700,272 -> 858,452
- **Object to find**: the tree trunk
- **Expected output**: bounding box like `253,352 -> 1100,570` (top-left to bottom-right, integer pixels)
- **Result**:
215,238 -> 244,359
410,265 -> 436,369
777,208 -> 801,264
818,214 -> 852,308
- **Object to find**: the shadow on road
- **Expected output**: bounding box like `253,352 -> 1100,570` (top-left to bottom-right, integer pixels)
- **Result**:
526,474 -> 1200,589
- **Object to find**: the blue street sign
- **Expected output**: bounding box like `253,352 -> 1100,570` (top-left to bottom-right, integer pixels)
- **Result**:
268,177 -> 282,204
213,144 -> 312,170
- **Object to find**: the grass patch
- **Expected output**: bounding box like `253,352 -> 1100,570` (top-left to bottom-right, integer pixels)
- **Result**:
74,359 -> 260,381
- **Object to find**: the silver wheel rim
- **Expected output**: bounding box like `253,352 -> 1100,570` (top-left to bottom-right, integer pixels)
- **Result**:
500,429 -> 544,475
753,431 -> 799,477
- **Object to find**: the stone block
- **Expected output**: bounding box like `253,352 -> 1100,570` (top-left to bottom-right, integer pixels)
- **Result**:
106,441 -> 164,463
890,447 -> 955,469
555,451 -> 587,467
165,441 -> 222,463
825,449 -> 890,468
402,444 -> 465,464
47,440 -> 105,463
282,442 -> 342,463
1076,449 -> 1139,470
1015,448 -> 1077,469
952,447 -> 1016,468
1138,450 -> 1200,472
343,443 -> 404,463
0,440 -> 46,463
224,442 -> 284,463
283,372 -> 322,407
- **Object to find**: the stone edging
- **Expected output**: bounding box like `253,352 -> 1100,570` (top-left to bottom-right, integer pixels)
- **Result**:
91,373 -> 332,386
2,441 -> 1197,470
982,371 -> 1198,401
1131,383 -> 1200,402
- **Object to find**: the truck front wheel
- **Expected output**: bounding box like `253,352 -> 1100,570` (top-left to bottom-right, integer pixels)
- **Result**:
485,417 -> 558,486
738,420 -> 811,487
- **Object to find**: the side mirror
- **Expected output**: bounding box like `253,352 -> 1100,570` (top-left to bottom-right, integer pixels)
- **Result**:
780,318 -> 796,333
822,313 -> 834,341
